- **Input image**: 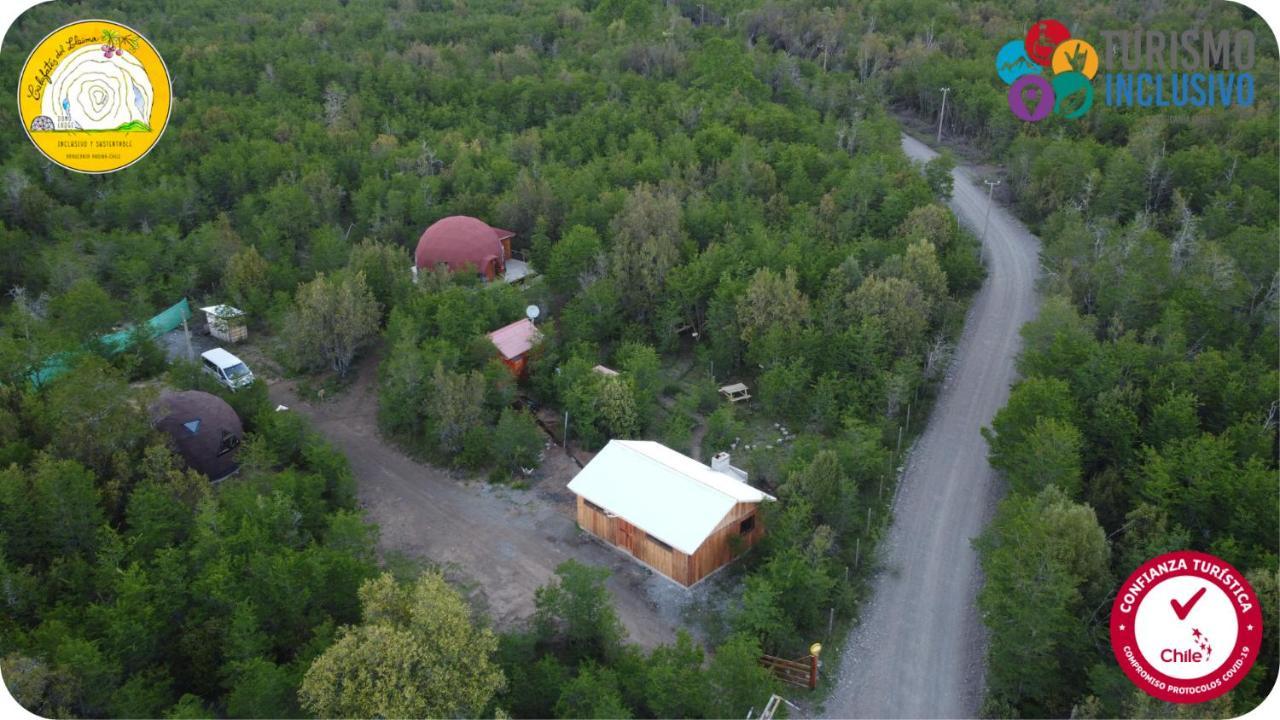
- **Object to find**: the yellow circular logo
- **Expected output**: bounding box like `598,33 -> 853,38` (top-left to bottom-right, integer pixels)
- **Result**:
1050,39 -> 1098,80
18,20 -> 172,174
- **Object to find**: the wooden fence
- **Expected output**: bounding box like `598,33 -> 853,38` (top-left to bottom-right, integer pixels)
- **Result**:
759,653 -> 818,689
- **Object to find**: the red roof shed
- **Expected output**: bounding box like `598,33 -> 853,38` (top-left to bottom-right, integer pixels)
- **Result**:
487,318 -> 540,376
414,215 -> 516,280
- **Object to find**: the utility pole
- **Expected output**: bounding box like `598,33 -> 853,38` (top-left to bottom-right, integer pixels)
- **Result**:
982,178 -> 1001,243
936,87 -> 951,143
182,316 -> 194,361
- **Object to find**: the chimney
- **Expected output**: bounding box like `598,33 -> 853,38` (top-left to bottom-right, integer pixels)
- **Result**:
711,452 -> 748,481
711,452 -> 730,472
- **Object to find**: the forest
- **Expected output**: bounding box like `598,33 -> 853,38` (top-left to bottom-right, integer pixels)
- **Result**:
0,0 -> 1276,718
886,1 -> 1277,718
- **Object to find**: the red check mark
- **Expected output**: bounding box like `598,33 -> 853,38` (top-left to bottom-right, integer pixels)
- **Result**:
1171,587 -> 1207,620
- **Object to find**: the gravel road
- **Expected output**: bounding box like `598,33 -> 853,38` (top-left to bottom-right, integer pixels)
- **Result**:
823,133 -> 1041,719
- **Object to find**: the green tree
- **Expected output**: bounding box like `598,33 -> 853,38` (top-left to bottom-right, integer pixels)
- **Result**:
706,633 -> 779,719
597,375 -> 640,439
902,239 -> 949,310
554,662 -> 631,719
736,267 -> 810,345
849,276 -> 929,357
534,560 -> 625,666
547,225 -> 604,296
492,408 -> 544,476
976,486 -> 1110,716
424,361 -> 486,455
786,450 -> 856,532
299,572 -> 504,718
377,332 -> 429,436
609,185 -> 682,320
32,357 -> 150,476
899,203 -> 958,250
924,153 -> 956,199
285,271 -> 380,377
991,416 -> 1084,498
615,342 -> 661,398
644,631 -> 707,718
48,278 -> 121,345
1144,391 -> 1200,449
759,359 -> 812,424
984,376 -> 1078,479
348,239 -> 411,319
703,405 -> 744,457
224,245 -> 272,315
0,455 -> 103,567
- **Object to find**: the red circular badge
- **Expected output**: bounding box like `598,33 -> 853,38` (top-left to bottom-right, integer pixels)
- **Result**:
1110,550 -> 1263,703
1024,19 -> 1070,66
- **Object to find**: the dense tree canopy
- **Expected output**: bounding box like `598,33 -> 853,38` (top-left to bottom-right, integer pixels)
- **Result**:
0,0 -> 1273,717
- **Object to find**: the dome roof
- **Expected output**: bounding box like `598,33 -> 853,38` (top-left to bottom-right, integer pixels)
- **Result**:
153,390 -> 243,481
414,215 -> 514,274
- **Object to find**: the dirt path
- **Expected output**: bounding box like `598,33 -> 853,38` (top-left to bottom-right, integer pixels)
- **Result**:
266,357 -> 679,649
824,134 -> 1041,718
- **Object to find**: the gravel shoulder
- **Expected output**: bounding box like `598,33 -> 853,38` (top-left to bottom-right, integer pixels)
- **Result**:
823,133 -> 1041,718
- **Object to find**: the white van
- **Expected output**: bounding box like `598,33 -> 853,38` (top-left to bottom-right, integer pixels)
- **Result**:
201,348 -> 255,391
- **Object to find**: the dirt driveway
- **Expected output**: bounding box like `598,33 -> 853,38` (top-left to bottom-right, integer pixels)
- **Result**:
266,356 -> 682,649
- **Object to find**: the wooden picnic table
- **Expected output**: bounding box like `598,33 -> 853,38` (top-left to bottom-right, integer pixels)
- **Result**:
719,382 -> 751,402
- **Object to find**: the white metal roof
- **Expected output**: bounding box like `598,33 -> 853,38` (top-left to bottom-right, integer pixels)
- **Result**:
200,347 -> 245,369
566,440 -> 775,555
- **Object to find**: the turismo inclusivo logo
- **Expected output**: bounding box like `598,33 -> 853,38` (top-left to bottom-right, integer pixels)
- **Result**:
996,19 -> 1097,122
996,19 -> 1257,123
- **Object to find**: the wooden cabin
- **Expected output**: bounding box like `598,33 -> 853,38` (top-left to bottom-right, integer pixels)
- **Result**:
487,318 -> 540,377
567,441 -> 774,587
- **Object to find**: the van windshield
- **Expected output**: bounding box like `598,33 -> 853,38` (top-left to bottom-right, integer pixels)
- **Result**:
225,362 -> 251,379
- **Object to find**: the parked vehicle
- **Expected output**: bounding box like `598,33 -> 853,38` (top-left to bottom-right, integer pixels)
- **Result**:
201,347 -> 254,391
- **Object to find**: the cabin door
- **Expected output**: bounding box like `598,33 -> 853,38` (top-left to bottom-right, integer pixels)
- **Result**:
616,519 -> 638,555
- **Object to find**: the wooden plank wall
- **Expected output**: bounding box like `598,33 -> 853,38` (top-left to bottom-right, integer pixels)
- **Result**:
576,496 -> 614,544
686,501 -> 764,585
575,495 -> 765,586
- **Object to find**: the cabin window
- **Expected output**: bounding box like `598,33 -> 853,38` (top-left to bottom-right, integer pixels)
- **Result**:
739,515 -> 756,535
647,533 -> 672,552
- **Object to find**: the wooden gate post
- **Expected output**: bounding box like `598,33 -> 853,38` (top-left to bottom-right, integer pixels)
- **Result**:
808,643 -> 822,690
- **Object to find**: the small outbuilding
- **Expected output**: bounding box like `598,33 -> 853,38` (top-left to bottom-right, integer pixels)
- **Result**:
487,318 -> 540,377
414,215 -> 517,281
153,390 -> 243,481
567,441 -> 774,587
199,304 -> 247,344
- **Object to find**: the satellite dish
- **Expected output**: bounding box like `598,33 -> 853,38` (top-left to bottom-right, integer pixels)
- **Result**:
525,304 -> 541,321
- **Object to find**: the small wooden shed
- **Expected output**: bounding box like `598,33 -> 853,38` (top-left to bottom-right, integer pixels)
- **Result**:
199,305 -> 247,344
567,441 -> 774,587
487,318 -> 540,377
